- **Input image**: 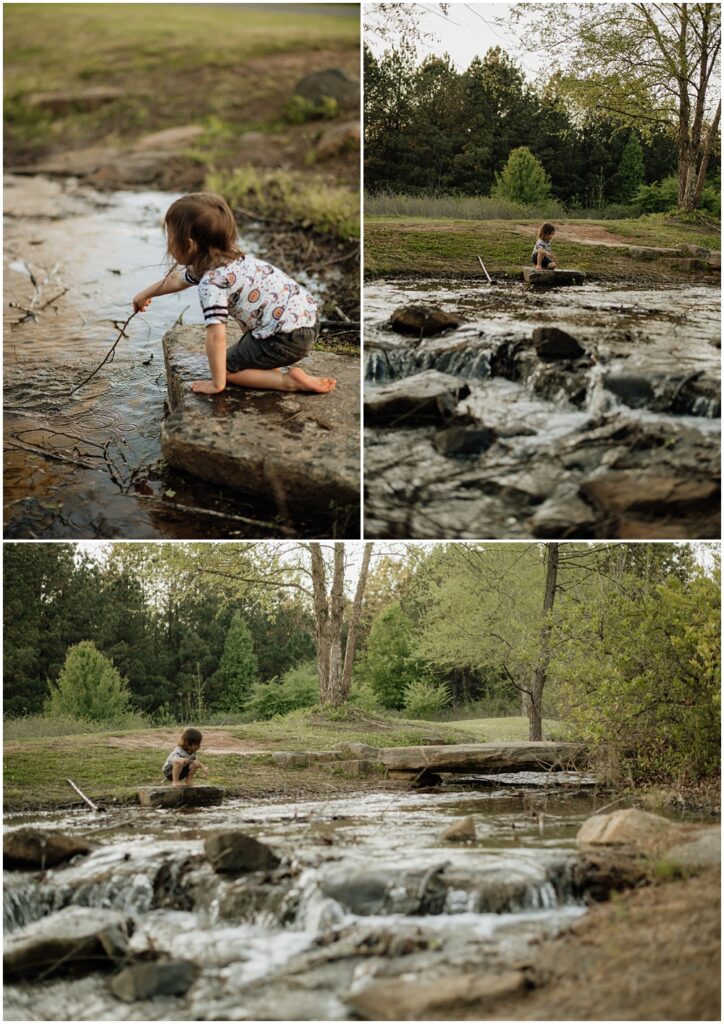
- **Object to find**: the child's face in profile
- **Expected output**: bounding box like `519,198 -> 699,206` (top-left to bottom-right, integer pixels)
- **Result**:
543,230 -> 554,241
186,741 -> 201,753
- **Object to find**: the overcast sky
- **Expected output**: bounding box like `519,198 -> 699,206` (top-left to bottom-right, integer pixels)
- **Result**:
364,2 -> 546,78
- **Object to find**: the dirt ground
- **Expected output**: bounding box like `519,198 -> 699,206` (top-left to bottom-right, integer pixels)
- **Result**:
480,868 -> 721,1022
511,222 -> 635,247
104,729 -> 272,756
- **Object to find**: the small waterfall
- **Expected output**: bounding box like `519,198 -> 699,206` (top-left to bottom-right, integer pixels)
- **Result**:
3,878 -> 55,933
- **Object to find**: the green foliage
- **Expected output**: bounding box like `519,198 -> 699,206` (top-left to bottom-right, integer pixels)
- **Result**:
364,191 -> 564,220
285,94 -> 340,124
634,175 -> 680,213
357,603 -> 425,709
3,712 -> 149,740
614,133 -> 645,202
246,661 -> 319,720
348,676 -> 383,712
216,614 -> 258,711
45,641 -> 133,723
492,147 -> 553,206
403,678 -> 451,718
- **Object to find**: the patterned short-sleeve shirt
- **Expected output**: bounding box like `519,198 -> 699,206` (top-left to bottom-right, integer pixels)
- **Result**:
532,238 -> 554,260
184,255 -> 318,339
163,746 -> 196,773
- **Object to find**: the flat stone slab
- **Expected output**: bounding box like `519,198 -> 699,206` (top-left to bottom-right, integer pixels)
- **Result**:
523,268 -> 585,287
380,741 -> 588,778
161,325 -> 359,515
137,785 -> 224,808
5,907 -> 130,980
364,369 -> 470,424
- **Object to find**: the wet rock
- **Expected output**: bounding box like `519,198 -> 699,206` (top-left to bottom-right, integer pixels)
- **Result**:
315,120 -> 360,160
136,785 -> 224,808
321,872 -> 390,915
346,969 -> 527,1020
663,827 -> 720,871
581,472 -> 719,519
364,370 -> 469,425
294,68 -> 360,109
161,326 -> 359,516
576,808 -> 682,850
205,831 -> 280,874
4,829 -> 94,871
390,305 -> 461,336
4,906 -> 130,980
531,486 -> 597,539
571,851 -> 649,902
532,327 -> 585,361
707,252 -> 721,269
441,816 -> 476,842
110,959 -> 198,1002
434,425 -> 495,457
27,86 -> 124,112
522,268 -> 584,286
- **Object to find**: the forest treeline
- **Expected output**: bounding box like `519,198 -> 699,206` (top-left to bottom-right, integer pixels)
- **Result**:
364,45 -> 720,213
4,542 -> 720,783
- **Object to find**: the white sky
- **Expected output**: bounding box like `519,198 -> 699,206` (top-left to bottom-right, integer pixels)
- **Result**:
364,1 -> 546,78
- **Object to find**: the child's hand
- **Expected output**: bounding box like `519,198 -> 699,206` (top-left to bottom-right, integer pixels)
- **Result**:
191,380 -> 224,395
132,291 -> 152,313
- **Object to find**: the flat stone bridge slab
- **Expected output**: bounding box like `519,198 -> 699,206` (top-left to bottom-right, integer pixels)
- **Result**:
522,268 -> 585,287
161,325 -> 360,518
137,785 -> 224,808
380,742 -> 588,782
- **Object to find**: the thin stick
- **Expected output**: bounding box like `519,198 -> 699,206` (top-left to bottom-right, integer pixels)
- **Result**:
477,255 -> 493,284
69,310 -> 138,395
135,493 -> 287,533
66,777 -> 103,812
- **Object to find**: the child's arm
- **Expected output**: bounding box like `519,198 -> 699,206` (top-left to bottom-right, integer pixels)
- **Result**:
132,270 -> 192,312
191,324 -> 227,395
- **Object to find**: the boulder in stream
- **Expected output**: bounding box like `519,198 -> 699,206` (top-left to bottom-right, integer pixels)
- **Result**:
390,305 -> 461,337
434,425 -> 496,457
4,829 -> 94,871
137,785 -> 224,808
577,808 -> 685,851
441,815 -> 477,842
110,959 -> 199,1002
161,326 -> 359,518
205,831 -> 281,874
364,370 -> 470,425
346,969 -> 527,1020
4,906 -> 130,980
532,327 -> 585,361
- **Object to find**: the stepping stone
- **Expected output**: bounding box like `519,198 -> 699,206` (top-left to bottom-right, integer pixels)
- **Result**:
161,326 -> 359,517
523,268 -> 585,287
364,369 -> 469,424
137,785 -> 224,808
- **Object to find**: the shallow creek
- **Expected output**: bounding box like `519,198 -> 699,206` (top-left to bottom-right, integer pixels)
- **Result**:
364,277 -> 721,539
4,175 -> 327,538
4,780 -> 611,1020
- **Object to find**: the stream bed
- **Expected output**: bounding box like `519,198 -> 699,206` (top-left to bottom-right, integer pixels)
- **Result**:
4,781 -> 615,1020
3,174 -> 331,539
364,277 -> 721,539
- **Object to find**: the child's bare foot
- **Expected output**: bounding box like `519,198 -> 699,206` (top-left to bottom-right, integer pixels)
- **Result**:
171,781 -> 183,787
286,366 -> 336,393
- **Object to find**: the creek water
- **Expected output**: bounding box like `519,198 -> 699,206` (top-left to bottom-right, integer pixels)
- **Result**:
3,175 -> 326,539
364,277 -> 721,539
4,779 -> 608,1020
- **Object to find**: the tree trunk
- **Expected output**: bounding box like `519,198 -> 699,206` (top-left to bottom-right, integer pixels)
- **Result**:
528,543 -> 559,741
310,543 -> 347,706
340,543 -> 373,703
693,101 -> 721,207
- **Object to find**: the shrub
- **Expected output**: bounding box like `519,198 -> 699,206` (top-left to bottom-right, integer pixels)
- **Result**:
216,613 -> 258,711
285,94 -> 340,124
45,641 -> 133,723
246,661 -> 319,720
403,679 -> 452,718
634,175 -> 680,213
492,147 -> 553,207
613,133 -> 645,203
348,676 -> 383,712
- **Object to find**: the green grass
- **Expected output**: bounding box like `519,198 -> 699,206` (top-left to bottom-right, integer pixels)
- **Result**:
444,716 -> 568,742
365,215 -> 721,281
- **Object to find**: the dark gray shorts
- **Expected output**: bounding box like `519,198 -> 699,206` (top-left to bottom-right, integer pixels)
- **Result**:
163,761 -> 191,781
226,319 -> 319,373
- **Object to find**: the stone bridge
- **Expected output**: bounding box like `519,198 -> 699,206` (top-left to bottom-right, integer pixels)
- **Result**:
380,741 -> 589,784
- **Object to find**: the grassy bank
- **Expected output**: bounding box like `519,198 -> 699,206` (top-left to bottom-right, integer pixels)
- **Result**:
3,711 -> 559,810
364,215 -> 721,281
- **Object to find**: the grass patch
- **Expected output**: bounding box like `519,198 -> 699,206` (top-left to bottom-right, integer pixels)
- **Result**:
366,192 -> 564,221
442,716 -> 567,742
365,215 -> 720,280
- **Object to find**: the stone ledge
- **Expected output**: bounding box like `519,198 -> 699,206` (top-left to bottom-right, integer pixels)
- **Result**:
137,785 -> 224,807
522,268 -> 585,286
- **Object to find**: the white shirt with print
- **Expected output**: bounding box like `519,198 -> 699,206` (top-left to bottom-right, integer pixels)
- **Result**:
184,255 -> 318,339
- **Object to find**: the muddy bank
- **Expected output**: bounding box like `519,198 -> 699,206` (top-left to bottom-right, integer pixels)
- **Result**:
364,278 -> 720,539
4,174 -> 358,538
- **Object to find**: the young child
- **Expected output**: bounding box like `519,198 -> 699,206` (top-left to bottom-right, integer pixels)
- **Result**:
531,223 -> 557,269
132,192 -> 336,396
163,726 -> 209,787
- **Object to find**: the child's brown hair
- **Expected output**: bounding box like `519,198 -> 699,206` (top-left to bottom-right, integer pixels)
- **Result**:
179,726 -> 203,749
538,222 -> 555,239
165,193 -> 244,276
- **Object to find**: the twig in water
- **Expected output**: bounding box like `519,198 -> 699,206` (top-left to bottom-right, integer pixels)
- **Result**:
135,493 -> 287,533
69,310 -> 138,395
66,777 -> 103,812
5,441 -> 96,471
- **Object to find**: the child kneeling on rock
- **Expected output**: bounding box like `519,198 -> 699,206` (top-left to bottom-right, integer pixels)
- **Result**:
163,727 -> 209,786
133,192 -> 336,396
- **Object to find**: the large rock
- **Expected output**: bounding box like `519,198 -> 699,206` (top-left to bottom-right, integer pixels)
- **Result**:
628,245 -> 684,260
4,907 -> 130,980
441,815 -> 476,842
110,959 -> 198,1002
137,785 -> 224,808
576,808 -> 682,850
522,268 -> 585,287
346,970 -> 527,1020
161,326 -> 359,516
433,425 -> 496,457
390,305 -> 461,337
294,68 -> 360,109
204,831 -> 280,873
380,741 -> 588,778
664,827 -> 720,870
4,829 -> 94,871
531,485 -> 597,539
364,370 -> 469,425
581,472 -> 719,517
532,326 -> 585,361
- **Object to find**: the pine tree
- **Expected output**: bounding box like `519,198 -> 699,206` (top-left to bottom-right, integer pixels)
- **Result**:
216,613 -> 258,711
45,641 -> 132,722
492,146 -> 552,205
614,132 -> 645,202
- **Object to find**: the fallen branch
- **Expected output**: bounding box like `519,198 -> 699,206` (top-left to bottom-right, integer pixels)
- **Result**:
5,441 -> 96,471
69,310 -> 138,395
135,493 -> 287,533
66,777 -> 103,813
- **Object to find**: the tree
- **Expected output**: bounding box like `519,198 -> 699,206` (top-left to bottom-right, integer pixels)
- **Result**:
492,146 -> 553,206
216,613 -> 258,711
358,602 -> 423,709
514,3 -> 721,209
614,132 -> 646,202
45,641 -> 132,722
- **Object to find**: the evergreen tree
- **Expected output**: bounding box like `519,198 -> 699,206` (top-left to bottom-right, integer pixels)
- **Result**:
492,146 -> 553,206
45,641 -> 132,722
614,132 -> 645,202
358,603 -> 423,709
215,613 -> 258,711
